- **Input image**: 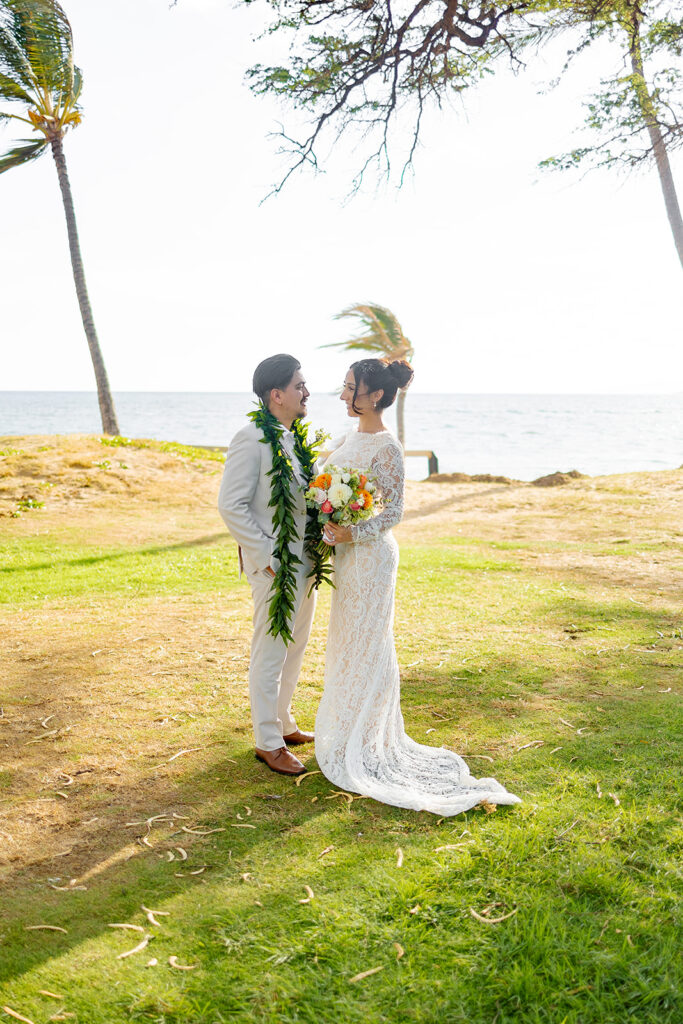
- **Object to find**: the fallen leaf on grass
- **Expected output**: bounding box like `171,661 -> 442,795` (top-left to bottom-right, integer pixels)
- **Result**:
175,847 -> 188,860
478,801 -> 497,814
469,907 -> 518,924
168,956 -> 197,970
576,727 -> 591,736
230,824 -> 256,830
596,783 -> 603,798
435,844 -> 468,853
108,923 -> 145,933
25,926 -> 67,934
559,718 -> 575,729
299,884 -> 315,903
181,826 -> 226,836
396,848 -> 404,868
146,958 -> 158,967
142,906 -> 169,927
2,1007 -> 36,1024
294,771 -> 322,786
317,846 -> 334,859
549,746 -> 563,754
408,905 -> 420,915
37,992 -> 63,1000
608,793 -> 620,806
48,884 -> 86,892
150,745 -> 201,770
467,754 -> 494,763
515,740 -> 544,753
117,934 -> 151,959
394,943 -> 405,960
349,966 -> 384,983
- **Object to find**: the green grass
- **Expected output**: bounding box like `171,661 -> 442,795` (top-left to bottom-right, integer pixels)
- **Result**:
1,486 -> 681,1023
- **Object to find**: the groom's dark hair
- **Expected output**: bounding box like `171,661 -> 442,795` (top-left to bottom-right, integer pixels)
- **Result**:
252,354 -> 301,405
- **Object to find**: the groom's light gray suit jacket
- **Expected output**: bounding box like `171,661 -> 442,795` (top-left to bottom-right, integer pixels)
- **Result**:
218,420 -> 308,576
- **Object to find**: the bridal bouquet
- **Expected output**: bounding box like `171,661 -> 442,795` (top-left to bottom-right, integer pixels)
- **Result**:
305,465 -> 378,527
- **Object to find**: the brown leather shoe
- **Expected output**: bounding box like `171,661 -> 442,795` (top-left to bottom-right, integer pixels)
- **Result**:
283,729 -> 314,746
255,746 -> 306,776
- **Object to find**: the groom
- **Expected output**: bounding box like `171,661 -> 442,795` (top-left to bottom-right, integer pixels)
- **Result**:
218,354 -> 316,776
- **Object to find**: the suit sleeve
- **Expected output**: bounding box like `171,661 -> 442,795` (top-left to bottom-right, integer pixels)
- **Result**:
218,429 -> 273,571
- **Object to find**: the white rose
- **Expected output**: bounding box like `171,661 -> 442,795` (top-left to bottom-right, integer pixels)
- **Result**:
341,472 -> 350,483
328,482 -> 353,507
313,487 -> 327,504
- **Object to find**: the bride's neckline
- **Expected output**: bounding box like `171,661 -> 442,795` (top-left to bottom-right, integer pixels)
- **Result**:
355,427 -> 390,436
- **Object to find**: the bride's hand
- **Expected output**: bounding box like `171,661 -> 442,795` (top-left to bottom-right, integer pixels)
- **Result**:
323,522 -> 353,545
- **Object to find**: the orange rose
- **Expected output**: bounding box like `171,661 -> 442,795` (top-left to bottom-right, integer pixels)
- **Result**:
359,474 -> 367,487
314,473 -> 332,490
360,489 -> 373,510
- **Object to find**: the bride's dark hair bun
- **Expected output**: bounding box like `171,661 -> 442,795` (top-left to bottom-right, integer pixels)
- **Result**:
386,359 -> 414,390
350,356 -> 414,411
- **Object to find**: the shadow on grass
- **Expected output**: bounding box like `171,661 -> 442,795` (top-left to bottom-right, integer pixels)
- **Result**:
0,533 -> 228,574
2,599 -> 680,992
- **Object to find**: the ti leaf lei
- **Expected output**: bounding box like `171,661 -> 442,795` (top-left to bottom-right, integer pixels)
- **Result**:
249,402 -> 333,644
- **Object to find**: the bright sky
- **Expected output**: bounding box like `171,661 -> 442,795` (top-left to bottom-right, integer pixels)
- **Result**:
1,0 -> 681,395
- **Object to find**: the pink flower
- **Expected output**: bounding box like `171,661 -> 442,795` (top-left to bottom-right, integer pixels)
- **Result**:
321,500 -> 333,514
349,501 -> 360,510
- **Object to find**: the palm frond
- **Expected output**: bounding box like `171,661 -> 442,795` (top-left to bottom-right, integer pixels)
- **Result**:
0,135 -> 47,172
330,302 -> 414,360
0,10 -> 39,92
0,67 -> 33,103
1,0 -> 75,98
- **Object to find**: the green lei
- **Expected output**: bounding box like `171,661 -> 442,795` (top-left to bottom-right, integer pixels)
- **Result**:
248,402 -> 333,644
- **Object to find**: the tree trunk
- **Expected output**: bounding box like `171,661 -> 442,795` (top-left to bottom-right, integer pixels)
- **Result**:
50,134 -> 120,434
396,388 -> 406,448
628,13 -> 683,270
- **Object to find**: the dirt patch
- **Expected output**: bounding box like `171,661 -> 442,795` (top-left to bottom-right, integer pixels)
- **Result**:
532,470 -> 587,487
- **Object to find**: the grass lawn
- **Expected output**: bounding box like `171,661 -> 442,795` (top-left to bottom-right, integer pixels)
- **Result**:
0,436 -> 681,1023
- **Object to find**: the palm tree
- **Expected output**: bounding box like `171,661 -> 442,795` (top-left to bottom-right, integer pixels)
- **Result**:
0,0 -> 119,434
329,303 -> 414,446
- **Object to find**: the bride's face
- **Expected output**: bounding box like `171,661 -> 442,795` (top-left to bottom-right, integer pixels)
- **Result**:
341,371 -> 382,417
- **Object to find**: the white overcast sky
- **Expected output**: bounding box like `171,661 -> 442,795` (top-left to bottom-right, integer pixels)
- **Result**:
1,0 -> 681,395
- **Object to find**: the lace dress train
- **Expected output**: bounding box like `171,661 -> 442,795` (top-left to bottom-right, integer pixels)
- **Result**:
315,430 -> 521,816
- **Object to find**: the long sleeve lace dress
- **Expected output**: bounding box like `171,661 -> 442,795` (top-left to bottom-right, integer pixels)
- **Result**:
314,429 -> 521,816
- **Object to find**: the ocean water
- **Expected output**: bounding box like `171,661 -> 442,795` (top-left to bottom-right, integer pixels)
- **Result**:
0,391 -> 681,481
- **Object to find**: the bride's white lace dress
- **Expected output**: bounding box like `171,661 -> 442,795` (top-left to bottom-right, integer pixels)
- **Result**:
315,428 -> 521,816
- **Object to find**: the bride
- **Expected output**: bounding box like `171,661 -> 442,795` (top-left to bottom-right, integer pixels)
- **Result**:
315,358 -> 521,816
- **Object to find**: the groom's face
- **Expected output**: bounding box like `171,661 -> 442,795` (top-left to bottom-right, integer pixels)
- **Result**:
271,369 -> 309,424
